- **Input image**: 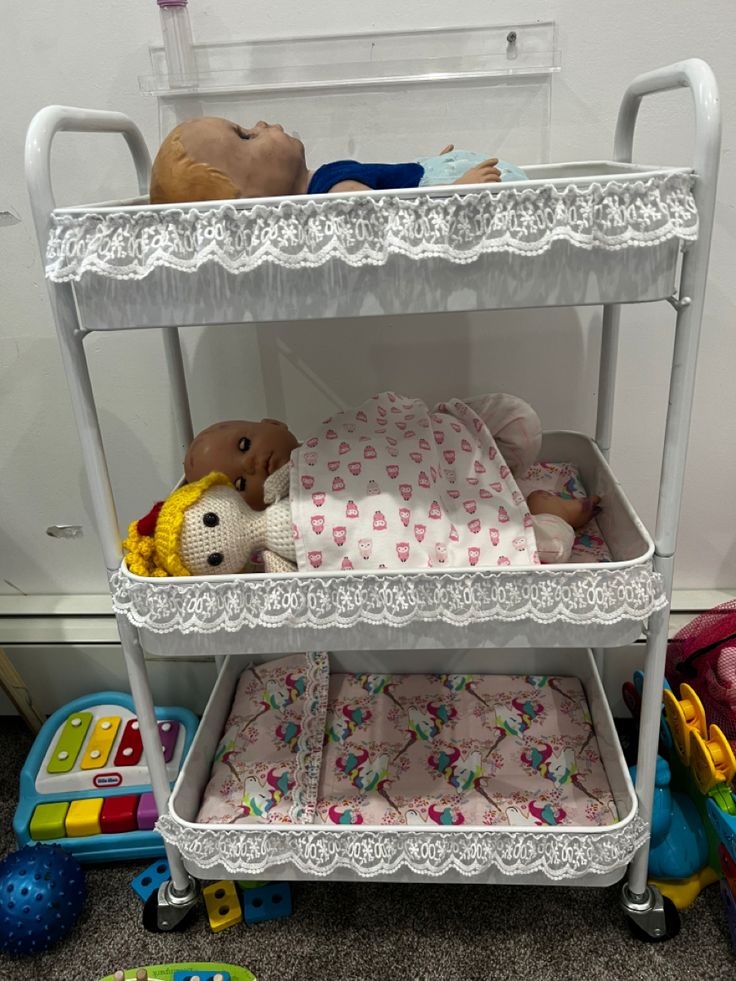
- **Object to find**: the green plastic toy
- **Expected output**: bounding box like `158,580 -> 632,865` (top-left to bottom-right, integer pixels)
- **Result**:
99,965 -> 256,981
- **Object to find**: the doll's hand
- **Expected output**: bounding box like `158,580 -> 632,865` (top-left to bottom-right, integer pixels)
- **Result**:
453,158 -> 501,185
439,144 -> 454,155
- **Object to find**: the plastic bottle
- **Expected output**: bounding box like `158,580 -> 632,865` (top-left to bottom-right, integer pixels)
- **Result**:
157,0 -> 197,84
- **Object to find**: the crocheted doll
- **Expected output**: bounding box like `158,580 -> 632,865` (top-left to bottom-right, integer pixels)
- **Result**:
149,116 -> 527,204
123,469 -> 297,577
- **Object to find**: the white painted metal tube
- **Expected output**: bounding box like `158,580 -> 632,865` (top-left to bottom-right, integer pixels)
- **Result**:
627,587 -> 671,897
25,106 -> 150,250
595,304 -> 621,461
25,107 -> 153,574
117,614 -> 193,895
162,329 -> 194,455
614,60 -> 720,559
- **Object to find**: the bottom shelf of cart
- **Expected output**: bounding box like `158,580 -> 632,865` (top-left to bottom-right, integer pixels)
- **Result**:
158,647 -> 647,886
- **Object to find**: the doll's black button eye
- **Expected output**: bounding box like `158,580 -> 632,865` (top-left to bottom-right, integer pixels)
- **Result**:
203,512 -> 219,527
207,552 -> 224,566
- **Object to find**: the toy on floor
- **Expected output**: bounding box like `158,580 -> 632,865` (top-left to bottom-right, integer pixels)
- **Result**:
0,843 -> 85,955
624,672 -> 736,910
100,965 -> 255,981
13,691 -> 198,862
202,880 -> 292,931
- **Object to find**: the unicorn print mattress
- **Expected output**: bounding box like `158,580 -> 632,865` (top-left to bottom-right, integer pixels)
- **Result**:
196,653 -> 618,829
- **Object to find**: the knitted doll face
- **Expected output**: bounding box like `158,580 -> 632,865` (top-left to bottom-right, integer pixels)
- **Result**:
150,116 -> 309,203
185,418 -> 299,510
179,484 -> 255,575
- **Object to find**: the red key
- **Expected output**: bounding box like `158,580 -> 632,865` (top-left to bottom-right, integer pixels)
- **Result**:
100,794 -> 139,834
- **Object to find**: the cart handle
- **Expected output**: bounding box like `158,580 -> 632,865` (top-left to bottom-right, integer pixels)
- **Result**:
614,58 -> 720,188
25,105 -> 151,246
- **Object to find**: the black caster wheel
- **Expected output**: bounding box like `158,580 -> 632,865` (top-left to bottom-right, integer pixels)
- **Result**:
142,883 -> 199,932
625,892 -> 681,943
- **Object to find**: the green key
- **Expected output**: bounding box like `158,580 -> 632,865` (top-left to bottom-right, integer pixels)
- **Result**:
47,711 -> 93,773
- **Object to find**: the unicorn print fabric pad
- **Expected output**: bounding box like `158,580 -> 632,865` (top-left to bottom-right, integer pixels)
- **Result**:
196,654 -> 618,829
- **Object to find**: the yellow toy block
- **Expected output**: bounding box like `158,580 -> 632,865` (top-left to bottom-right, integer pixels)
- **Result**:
202,880 -> 242,933
65,797 -> 103,837
29,801 -> 69,840
663,683 -> 706,763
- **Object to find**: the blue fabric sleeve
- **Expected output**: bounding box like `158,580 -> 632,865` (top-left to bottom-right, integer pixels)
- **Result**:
307,160 -> 424,194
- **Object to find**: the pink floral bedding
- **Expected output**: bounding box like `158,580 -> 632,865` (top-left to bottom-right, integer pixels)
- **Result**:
197,654 -> 618,829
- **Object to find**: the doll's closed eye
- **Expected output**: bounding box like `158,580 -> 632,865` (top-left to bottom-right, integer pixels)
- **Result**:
235,126 -> 252,140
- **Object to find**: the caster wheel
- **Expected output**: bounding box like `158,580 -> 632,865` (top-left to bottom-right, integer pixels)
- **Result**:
142,886 -> 198,933
626,894 -> 681,943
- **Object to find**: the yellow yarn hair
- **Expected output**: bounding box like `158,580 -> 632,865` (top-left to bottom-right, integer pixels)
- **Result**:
123,472 -> 232,577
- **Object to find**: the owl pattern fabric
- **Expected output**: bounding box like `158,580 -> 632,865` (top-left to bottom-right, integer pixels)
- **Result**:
289,392 -> 538,572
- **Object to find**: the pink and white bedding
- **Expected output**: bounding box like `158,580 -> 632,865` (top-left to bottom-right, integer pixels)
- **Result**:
289,392 -> 538,572
197,654 -> 618,829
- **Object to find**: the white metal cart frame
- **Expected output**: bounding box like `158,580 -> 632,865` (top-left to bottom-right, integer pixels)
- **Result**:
25,57 -> 720,938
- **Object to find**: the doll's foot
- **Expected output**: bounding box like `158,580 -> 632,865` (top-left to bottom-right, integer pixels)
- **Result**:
527,490 -> 601,530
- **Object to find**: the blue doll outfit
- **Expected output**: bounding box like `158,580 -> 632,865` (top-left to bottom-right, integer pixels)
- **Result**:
307,151 -> 527,194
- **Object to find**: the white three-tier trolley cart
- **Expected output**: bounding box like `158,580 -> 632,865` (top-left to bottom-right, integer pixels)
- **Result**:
25,23 -> 720,941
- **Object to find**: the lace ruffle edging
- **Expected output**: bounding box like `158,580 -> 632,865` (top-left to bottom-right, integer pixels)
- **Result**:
156,815 -> 649,879
289,651 -> 330,824
109,566 -> 667,635
46,173 -> 698,282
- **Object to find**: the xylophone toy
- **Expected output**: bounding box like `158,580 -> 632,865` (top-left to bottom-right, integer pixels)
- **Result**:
13,691 -> 198,863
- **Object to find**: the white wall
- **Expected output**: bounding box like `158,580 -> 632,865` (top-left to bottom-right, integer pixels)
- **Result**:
2,0 -> 735,595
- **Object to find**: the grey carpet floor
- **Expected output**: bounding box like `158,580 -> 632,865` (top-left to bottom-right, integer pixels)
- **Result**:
0,717 -> 734,981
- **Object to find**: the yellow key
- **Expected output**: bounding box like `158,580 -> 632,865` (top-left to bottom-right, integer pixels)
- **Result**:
65,798 -> 103,837
80,716 -> 121,769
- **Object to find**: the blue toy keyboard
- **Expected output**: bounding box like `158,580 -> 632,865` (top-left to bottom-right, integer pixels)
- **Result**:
13,692 -> 198,863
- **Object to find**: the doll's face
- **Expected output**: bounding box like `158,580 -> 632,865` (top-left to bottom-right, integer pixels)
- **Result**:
184,418 -> 299,510
151,116 -> 309,202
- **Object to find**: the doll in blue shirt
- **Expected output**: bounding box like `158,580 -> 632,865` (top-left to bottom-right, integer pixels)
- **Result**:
150,116 -> 527,204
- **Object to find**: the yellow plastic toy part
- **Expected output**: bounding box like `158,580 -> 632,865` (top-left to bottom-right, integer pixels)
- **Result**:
662,683 -> 707,763
202,880 -> 242,933
650,866 -> 720,910
689,723 -> 736,795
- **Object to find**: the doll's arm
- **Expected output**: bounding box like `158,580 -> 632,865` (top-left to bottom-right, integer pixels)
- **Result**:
263,464 -> 291,504
463,393 -> 542,476
328,179 -> 372,193
454,158 -> 501,185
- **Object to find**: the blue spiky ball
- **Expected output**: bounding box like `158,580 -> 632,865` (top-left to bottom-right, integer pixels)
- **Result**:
0,844 -> 86,955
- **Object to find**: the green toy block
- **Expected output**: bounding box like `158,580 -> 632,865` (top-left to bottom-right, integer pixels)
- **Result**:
29,801 -> 69,840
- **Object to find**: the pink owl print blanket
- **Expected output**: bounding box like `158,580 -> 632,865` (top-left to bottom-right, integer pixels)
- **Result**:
289,392 -> 538,572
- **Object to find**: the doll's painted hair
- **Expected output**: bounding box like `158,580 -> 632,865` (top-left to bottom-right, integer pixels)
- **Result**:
149,127 -> 239,205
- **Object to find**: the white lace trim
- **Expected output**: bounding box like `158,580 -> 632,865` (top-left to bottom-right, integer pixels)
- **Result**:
46,174 -> 697,282
156,814 -> 648,880
109,565 -> 666,634
289,651 -> 329,823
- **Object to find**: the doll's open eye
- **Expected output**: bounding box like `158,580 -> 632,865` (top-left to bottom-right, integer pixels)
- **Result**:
203,512 -> 219,528
239,437 -> 251,452
207,552 -> 224,567
234,477 -> 246,492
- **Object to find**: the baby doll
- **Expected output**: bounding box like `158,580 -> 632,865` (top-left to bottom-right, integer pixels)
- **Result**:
144,392 -> 599,575
149,116 -> 527,204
